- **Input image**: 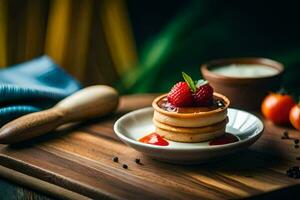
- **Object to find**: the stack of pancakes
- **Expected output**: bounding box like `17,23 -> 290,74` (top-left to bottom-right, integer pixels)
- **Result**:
152,93 -> 230,143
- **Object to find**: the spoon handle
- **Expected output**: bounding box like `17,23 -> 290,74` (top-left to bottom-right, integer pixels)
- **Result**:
0,85 -> 119,144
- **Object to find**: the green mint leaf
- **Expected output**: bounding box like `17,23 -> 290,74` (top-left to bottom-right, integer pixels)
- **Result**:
182,72 -> 196,93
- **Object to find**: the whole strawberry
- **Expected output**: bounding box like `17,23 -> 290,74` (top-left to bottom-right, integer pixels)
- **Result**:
167,82 -> 194,107
194,81 -> 214,106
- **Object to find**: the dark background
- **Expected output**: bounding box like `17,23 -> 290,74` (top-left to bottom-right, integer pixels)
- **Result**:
123,0 -> 300,97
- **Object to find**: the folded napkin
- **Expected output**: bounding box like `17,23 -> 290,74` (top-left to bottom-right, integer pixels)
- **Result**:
0,56 -> 81,126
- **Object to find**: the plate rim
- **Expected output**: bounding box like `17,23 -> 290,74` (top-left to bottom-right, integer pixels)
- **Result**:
114,107 -> 264,151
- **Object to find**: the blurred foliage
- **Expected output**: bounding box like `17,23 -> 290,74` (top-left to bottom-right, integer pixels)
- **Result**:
118,0 -> 300,97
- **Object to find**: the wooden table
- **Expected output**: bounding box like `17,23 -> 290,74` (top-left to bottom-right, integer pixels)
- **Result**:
0,94 -> 300,200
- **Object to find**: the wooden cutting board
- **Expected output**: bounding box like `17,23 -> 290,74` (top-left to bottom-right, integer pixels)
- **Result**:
0,94 -> 300,200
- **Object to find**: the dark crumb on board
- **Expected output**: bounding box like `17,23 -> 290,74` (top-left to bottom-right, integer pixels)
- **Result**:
112,156 -> 118,162
282,132 -> 300,178
135,158 -> 141,164
122,164 -> 128,169
283,131 -> 289,138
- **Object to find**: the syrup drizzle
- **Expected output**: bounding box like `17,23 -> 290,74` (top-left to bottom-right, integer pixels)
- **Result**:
139,133 -> 238,146
157,97 -> 225,113
209,133 -> 239,146
139,133 -> 169,146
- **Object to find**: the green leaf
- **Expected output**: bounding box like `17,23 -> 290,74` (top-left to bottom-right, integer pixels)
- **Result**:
182,72 -> 196,93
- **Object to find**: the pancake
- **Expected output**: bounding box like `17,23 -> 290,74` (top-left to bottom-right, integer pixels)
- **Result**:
153,117 -> 228,134
154,109 -> 227,128
153,118 -> 228,142
156,127 -> 226,143
152,93 -> 230,128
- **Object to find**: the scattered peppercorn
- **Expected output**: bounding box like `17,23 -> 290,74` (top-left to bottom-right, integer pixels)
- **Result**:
283,131 -> 289,138
287,166 -> 300,178
135,158 -> 141,164
282,131 -> 300,178
112,156 -> 118,162
122,164 -> 128,169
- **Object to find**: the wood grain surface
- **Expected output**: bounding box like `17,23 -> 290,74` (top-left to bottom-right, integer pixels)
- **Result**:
0,94 -> 300,200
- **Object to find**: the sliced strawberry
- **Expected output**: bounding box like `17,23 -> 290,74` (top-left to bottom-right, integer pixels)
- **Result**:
167,82 -> 193,107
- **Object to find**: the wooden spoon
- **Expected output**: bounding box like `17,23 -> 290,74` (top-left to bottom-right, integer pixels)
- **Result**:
0,85 -> 119,144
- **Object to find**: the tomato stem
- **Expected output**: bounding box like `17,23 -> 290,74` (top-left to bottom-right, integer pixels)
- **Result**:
277,87 -> 288,95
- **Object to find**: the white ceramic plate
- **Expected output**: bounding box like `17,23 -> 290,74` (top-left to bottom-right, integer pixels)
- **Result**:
114,107 -> 264,163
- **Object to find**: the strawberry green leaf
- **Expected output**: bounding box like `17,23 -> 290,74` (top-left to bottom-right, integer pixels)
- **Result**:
182,72 -> 196,93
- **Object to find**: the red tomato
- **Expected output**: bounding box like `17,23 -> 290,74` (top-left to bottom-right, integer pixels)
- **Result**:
261,93 -> 295,125
290,104 -> 300,130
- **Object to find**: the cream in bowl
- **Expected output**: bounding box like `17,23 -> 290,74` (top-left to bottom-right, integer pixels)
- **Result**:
212,64 -> 279,78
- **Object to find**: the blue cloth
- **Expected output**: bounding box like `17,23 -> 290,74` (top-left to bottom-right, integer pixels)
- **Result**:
0,56 -> 82,126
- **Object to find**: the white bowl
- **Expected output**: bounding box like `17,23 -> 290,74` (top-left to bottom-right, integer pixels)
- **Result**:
114,107 -> 264,164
